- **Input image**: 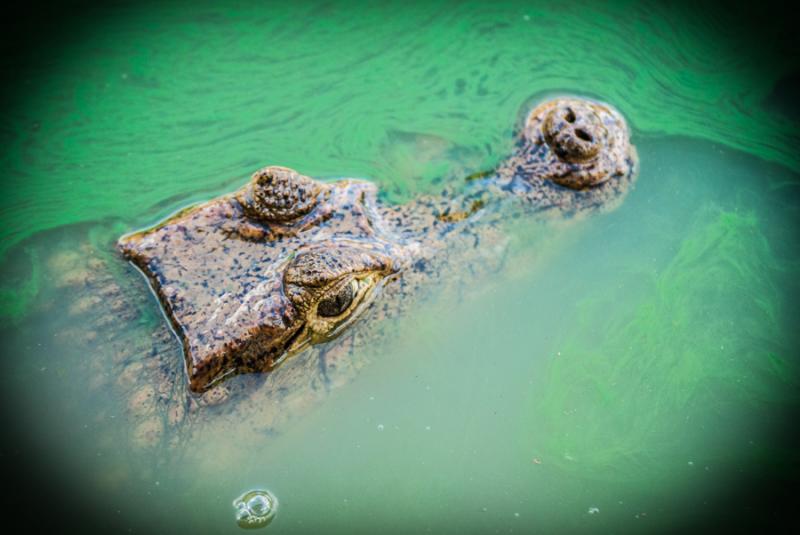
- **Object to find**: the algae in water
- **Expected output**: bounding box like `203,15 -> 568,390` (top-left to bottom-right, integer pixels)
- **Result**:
531,206 -> 797,477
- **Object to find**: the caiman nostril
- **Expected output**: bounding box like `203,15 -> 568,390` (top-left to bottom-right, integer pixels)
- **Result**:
574,128 -> 593,142
564,108 -> 576,123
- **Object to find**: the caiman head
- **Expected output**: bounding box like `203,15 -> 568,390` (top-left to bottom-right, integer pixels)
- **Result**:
118,97 -> 637,393
118,166 -> 407,392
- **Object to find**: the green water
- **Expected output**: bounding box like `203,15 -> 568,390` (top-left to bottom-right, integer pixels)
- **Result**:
2,1 -> 799,533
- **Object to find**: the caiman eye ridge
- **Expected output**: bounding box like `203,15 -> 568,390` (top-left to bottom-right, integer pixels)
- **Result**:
317,280 -> 356,317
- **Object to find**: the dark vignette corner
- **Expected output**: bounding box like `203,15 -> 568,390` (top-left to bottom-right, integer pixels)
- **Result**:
0,1 -> 798,534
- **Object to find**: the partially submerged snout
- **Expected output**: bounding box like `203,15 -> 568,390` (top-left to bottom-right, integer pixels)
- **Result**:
542,101 -> 606,164
522,97 -> 636,190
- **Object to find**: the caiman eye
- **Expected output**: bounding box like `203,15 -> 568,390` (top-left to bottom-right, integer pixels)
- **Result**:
317,280 -> 356,317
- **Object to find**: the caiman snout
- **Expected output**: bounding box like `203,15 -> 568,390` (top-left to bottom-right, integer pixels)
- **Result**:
523,97 -> 636,190
542,101 -> 606,164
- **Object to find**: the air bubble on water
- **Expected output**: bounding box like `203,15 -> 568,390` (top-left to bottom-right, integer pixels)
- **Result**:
377,424 -> 384,431
588,506 -> 600,515
233,489 -> 277,529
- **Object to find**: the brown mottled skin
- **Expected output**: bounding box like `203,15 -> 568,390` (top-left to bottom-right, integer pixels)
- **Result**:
117,97 -> 637,396
118,173 -> 410,392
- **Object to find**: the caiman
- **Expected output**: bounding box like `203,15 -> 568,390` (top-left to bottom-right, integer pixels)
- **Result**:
52,97 -> 637,448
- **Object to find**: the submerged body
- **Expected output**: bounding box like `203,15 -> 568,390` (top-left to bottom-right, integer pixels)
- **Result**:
118,97 -> 637,393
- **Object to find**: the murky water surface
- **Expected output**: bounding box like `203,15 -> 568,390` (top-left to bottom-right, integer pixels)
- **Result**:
2,1 -> 798,533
